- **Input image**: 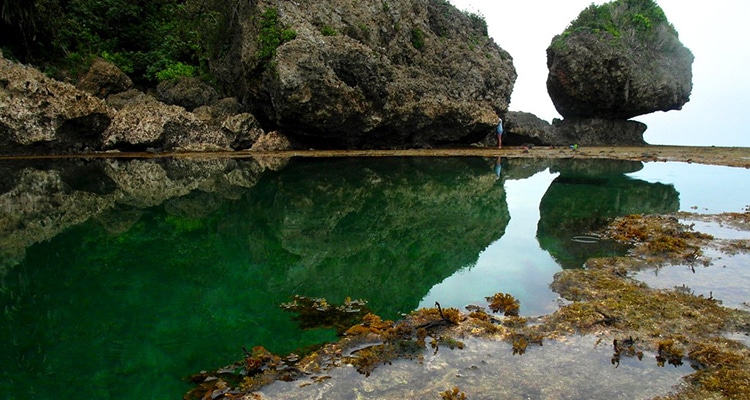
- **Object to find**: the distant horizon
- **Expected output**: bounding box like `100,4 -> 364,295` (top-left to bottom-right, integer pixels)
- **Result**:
448,0 -> 750,147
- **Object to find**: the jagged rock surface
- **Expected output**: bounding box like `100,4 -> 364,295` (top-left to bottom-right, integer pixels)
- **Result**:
102,92 -> 230,151
0,52 -> 279,154
211,0 -> 516,148
504,111 -> 646,146
156,77 -> 220,111
504,111 -> 557,146
0,53 -> 112,154
551,117 -> 647,146
546,1 -> 693,120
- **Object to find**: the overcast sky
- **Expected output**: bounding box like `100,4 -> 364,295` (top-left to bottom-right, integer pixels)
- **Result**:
448,0 -> 750,147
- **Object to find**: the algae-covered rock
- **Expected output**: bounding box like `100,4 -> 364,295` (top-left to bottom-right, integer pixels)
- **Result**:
547,0 -> 693,119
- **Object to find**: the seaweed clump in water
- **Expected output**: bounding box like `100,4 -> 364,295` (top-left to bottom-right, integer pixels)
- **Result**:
600,214 -> 713,263
549,213 -> 750,399
485,292 -> 520,316
611,336 -> 644,367
440,386 -> 467,400
342,302 -> 465,376
186,298 -> 471,398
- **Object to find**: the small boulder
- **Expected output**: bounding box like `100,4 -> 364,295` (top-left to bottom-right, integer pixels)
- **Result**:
156,77 -> 220,111
504,112 -> 556,146
222,113 -> 264,150
105,89 -> 146,111
251,131 -> 292,152
193,97 -> 242,125
76,58 -> 133,98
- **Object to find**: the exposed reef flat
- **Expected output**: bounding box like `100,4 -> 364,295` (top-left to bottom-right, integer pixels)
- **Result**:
2,146 -> 749,168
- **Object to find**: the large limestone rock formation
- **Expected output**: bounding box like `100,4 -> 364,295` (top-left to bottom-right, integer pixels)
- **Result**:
209,0 -> 516,148
0,51 -> 112,154
546,0 -> 693,120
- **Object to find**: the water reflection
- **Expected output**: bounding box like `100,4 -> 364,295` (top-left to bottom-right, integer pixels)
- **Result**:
538,159 -> 680,268
420,168 -> 561,316
0,156 -> 746,399
627,162 -> 750,213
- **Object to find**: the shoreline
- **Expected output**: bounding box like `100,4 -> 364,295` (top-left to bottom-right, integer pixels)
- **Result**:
2,145 -> 750,168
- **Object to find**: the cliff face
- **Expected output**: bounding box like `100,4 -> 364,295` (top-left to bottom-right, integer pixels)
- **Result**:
211,0 -> 516,148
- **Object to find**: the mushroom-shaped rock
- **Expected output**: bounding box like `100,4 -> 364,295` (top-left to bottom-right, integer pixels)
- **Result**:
546,0 -> 693,119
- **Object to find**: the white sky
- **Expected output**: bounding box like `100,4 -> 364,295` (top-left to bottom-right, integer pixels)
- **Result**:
448,0 -> 750,147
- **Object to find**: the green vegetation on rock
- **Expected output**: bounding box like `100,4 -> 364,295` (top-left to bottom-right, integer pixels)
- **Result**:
0,0 -> 223,84
321,25 -> 338,36
551,0 -> 677,50
411,27 -> 426,50
257,7 -> 297,62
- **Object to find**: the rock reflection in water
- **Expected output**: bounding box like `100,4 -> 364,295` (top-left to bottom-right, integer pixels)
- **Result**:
538,159 -> 680,268
0,156 -> 509,399
0,156 -> 721,400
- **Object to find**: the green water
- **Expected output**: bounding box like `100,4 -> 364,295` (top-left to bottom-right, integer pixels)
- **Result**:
0,156 -> 746,399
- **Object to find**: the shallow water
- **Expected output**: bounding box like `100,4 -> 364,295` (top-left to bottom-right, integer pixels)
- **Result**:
260,336 -> 693,400
0,157 -> 748,399
635,248 -> 750,310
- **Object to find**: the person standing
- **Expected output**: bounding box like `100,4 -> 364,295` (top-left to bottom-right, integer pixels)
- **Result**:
496,118 -> 504,148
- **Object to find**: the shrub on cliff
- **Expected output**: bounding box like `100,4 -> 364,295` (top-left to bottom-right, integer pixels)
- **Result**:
546,0 -> 693,120
551,0 -> 679,53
